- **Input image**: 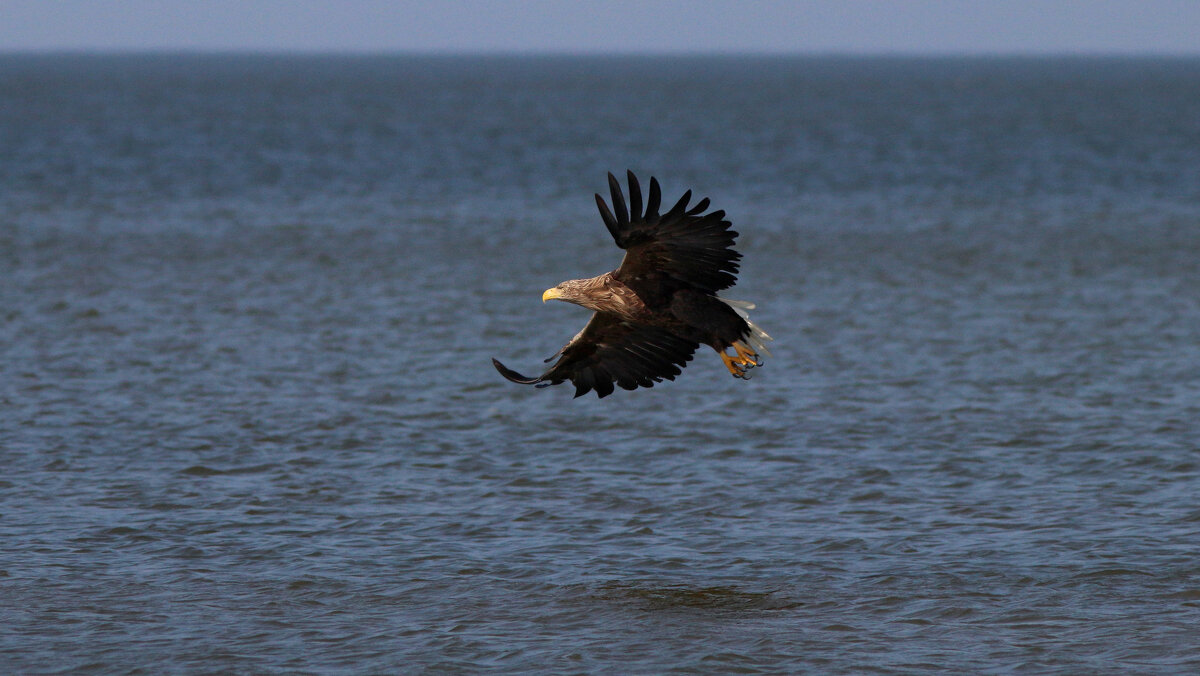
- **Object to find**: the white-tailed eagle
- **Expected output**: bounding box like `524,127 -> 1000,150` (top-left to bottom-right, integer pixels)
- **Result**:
493,171 -> 771,398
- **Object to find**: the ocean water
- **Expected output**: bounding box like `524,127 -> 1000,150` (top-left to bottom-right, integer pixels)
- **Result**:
2,54 -> 1200,673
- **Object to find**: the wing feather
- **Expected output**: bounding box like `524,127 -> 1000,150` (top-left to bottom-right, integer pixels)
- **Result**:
626,170 -> 643,221
598,172 -> 742,296
608,173 -> 629,226
594,194 -> 619,240
665,189 -> 692,219
491,312 -> 698,399
645,176 -> 662,220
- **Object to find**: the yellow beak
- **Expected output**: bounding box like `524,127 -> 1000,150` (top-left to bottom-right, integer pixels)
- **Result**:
542,287 -> 562,303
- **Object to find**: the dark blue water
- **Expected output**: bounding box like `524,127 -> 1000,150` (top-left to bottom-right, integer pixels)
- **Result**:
3,54 -> 1200,673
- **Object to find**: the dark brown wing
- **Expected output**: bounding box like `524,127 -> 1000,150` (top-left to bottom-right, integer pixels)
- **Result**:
491,312 -> 698,398
595,171 -> 741,302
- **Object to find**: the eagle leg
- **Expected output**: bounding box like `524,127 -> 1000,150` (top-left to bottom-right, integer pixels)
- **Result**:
719,341 -> 760,379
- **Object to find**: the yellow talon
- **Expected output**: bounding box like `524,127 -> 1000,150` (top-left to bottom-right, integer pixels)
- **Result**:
733,341 -> 760,366
719,341 -> 760,379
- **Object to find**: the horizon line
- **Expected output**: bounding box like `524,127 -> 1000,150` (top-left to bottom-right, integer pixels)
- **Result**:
3,48 -> 1199,59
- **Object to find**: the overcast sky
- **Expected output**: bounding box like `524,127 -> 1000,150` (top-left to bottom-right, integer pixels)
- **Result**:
2,0 -> 1198,55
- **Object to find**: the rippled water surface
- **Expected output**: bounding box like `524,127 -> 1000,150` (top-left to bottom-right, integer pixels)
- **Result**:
3,55 -> 1200,673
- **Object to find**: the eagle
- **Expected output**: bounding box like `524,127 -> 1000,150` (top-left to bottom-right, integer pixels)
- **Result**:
492,171 -> 771,399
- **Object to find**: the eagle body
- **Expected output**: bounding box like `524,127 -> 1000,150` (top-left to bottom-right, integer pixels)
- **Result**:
547,273 -> 748,352
493,171 -> 771,398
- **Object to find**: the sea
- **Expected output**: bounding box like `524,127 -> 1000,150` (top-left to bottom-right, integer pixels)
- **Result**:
2,54 -> 1200,673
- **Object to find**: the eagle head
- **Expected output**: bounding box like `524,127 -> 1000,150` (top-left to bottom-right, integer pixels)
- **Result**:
542,276 -> 614,312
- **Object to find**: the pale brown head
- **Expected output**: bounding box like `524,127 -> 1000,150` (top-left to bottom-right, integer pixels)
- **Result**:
542,275 -> 616,313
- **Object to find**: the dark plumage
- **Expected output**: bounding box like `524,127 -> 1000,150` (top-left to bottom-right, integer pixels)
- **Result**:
492,171 -> 771,398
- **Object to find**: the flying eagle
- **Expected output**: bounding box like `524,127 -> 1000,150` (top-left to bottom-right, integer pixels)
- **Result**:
492,171 -> 771,398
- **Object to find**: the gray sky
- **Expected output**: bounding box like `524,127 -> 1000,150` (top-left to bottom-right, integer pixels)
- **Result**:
2,0 -> 1198,55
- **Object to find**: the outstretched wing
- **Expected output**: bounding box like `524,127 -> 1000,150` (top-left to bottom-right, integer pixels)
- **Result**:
491,312 -> 698,398
595,171 -> 741,302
